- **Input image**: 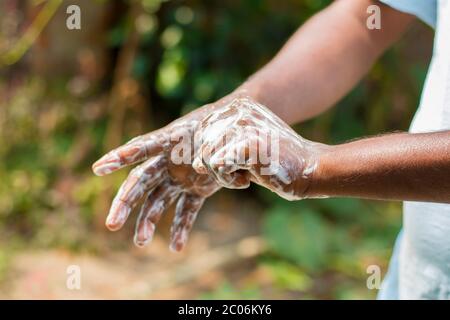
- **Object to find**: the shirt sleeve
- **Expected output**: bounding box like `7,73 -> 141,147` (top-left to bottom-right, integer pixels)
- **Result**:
379,0 -> 437,28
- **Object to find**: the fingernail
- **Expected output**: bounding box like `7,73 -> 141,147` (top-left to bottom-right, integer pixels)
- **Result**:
105,201 -> 131,231
169,240 -> 184,252
169,230 -> 187,252
133,222 -> 155,247
92,159 -> 118,176
133,233 -> 151,248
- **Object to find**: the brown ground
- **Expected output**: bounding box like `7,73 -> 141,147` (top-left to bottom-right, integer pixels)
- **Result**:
0,193 -> 266,299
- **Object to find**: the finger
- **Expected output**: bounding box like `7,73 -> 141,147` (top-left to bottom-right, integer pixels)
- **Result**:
192,114 -> 234,175
192,156 -> 208,174
92,135 -> 164,176
105,155 -> 167,231
192,133 -> 230,175
133,181 -> 180,247
169,193 -> 204,252
191,141 -> 216,175
208,140 -> 254,188
218,170 -> 252,189
192,130 -> 208,174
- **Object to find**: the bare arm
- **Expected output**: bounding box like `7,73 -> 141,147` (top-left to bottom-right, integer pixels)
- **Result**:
308,131 -> 450,203
238,0 -> 415,123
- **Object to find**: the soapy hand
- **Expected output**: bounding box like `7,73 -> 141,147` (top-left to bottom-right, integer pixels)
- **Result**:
92,93 -> 325,251
92,101 -> 224,252
192,96 -> 326,200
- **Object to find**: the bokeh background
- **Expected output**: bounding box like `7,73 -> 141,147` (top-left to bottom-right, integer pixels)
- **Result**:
0,0 -> 434,299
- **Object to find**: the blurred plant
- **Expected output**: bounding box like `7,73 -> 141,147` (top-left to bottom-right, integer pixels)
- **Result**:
200,281 -> 262,300
0,0 -> 63,67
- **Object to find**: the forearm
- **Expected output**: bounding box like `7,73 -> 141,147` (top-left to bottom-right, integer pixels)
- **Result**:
237,0 -> 413,124
308,131 -> 450,203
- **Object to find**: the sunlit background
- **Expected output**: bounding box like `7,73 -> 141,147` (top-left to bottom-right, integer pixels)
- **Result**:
0,0 -> 433,299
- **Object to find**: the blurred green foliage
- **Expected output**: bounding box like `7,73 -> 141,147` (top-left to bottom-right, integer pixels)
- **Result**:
0,0 -> 432,298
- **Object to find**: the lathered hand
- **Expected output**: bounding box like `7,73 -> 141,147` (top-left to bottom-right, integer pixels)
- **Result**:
192,96 -> 327,200
92,102 -> 222,252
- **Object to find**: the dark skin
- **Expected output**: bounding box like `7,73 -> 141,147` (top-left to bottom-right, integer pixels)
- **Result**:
94,0 -> 450,250
308,131 -> 450,203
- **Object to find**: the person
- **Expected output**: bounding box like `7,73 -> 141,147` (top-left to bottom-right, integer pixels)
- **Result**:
92,0 -> 450,299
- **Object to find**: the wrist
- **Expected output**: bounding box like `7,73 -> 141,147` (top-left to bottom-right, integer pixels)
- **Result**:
302,143 -> 336,199
234,77 -> 268,105
235,77 -> 297,125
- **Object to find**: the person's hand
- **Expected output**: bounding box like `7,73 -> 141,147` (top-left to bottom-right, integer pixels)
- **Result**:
92,100 -> 227,251
192,96 -> 328,200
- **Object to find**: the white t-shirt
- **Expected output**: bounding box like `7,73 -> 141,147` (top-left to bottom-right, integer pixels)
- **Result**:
380,0 -> 450,299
